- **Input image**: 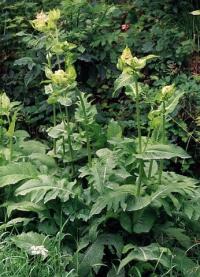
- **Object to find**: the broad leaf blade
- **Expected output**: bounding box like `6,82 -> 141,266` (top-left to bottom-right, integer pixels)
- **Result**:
0,162 -> 38,188
136,144 -> 190,160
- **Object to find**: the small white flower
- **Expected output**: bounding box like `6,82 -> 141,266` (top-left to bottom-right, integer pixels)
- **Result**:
30,245 -> 48,258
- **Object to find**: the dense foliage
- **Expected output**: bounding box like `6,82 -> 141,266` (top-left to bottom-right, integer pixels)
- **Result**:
0,0 -> 200,276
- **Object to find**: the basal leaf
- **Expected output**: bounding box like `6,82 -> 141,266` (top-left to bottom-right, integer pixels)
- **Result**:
0,218 -> 32,231
11,231 -> 51,259
118,243 -> 171,273
20,140 -> 48,155
15,175 -> 76,203
0,162 -> 38,188
4,201 -> 45,217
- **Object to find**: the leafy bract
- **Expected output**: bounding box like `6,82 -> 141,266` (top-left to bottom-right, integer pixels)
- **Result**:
114,72 -> 135,94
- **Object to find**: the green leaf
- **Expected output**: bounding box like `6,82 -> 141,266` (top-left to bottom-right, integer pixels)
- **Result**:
164,91 -> 184,116
0,218 -> 32,231
120,213 -> 132,233
20,140 -> 48,155
127,172 -> 198,211
136,144 -> 190,160
11,231 -> 50,258
118,243 -> 171,273
79,234 -> 123,276
164,227 -> 192,249
107,120 -> 122,140
6,111 -> 17,138
4,201 -> 45,217
133,209 -> 156,233
29,153 -> 56,168
79,153 -> 116,193
114,72 -> 134,95
75,92 -> 97,125
47,122 -> 65,139
15,175 -> 76,203
14,57 -> 35,70
90,185 -> 137,217
0,162 -> 38,188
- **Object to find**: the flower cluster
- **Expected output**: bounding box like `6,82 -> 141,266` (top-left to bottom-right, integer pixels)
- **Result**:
31,9 -> 60,32
29,245 -> 48,258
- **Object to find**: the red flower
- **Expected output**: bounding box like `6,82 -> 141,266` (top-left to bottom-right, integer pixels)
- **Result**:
121,23 -> 130,32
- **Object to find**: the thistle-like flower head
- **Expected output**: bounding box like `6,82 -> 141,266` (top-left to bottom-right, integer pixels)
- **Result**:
117,47 -> 157,77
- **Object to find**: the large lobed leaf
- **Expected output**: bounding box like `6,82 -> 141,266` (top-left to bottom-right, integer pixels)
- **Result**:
0,162 -> 38,188
118,243 -> 171,273
15,175 -> 76,203
136,144 -> 190,160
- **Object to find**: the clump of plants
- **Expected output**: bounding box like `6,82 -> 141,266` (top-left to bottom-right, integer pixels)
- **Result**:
0,7 -> 200,277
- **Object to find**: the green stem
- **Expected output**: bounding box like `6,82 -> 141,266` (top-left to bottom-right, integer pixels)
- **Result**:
55,27 -> 61,70
0,115 -> 3,147
9,136 -> 13,162
65,107 -> 75,175
6,115 -> 12,162
158,101 -> 166,184
78,91 -> 92,167
135,81 -> 142,153
148,160 -> 153,179
53,104 -> 57,155
135,80 -> 143,196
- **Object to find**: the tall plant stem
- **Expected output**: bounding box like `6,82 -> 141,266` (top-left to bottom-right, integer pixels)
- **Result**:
53,104 -> 57,155
0,115 -> 3,147
9,136 -> 13,162
65,107 -> 75,175
135,80 -> 143,196
148,160 -> 153,179
78,91 -> 92,167
158,101 -> 166,184
6,115 -> 13,162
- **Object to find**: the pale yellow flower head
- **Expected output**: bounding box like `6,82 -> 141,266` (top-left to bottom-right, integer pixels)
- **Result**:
117,47 -> 157,76
36,11 -> 48,22
121,47 -> 133,66
0,92 -> 11,116
51,69 -> 69,85
32,9 -> 61,32
32,11 -> 48,32
161,84 -> 175,99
